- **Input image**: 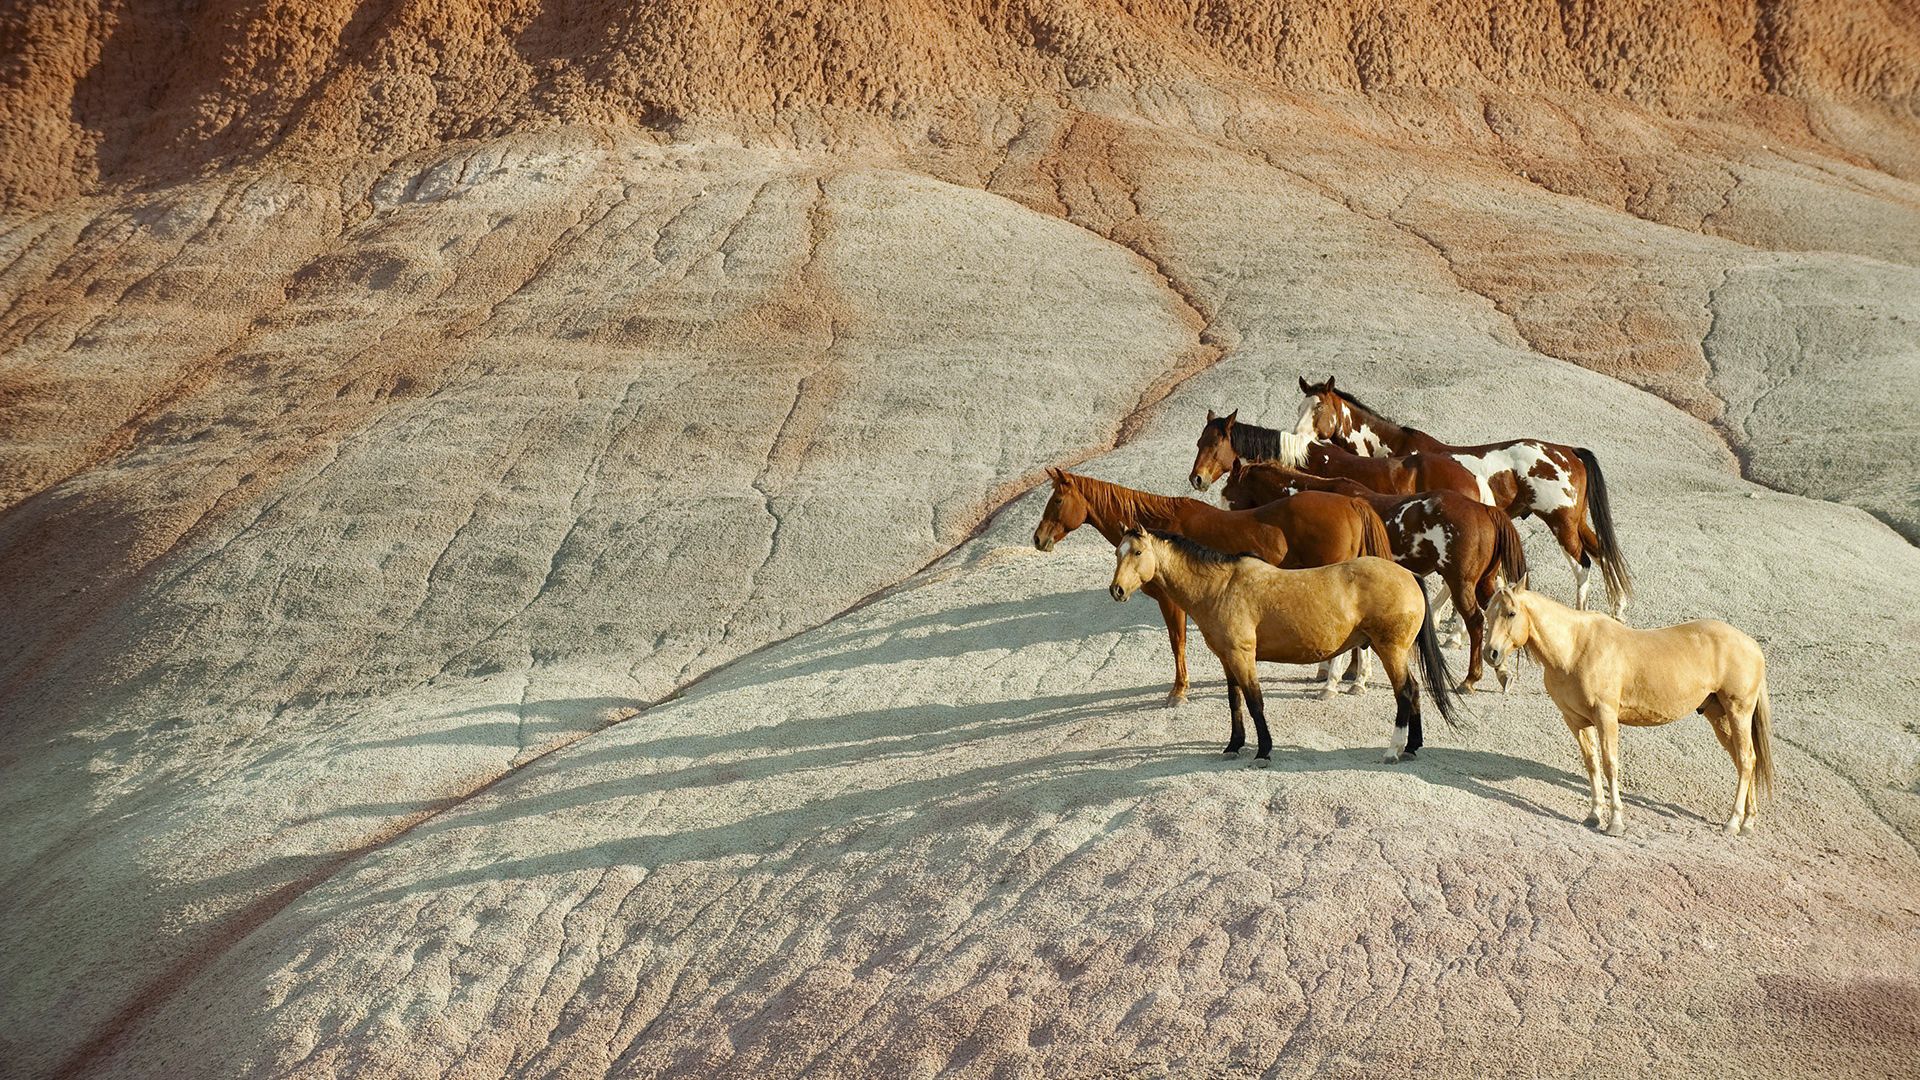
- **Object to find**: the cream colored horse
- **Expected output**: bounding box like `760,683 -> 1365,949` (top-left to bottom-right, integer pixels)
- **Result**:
1482,586 -> 1773,836
1109,527 -> 1456,766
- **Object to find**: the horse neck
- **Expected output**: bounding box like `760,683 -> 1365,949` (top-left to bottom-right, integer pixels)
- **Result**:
1079,477 -> 1185,540
1516,590 -> 1584,672
1144,541 -> 1232,611
1343,400 -> 1417,453
1230,422 -> 1289,464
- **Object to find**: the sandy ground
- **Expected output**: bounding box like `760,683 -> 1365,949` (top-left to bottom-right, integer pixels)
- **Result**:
3,7 -> 1920,1076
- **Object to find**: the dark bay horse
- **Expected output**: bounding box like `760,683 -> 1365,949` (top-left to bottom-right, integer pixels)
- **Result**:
1031,468 -> 1391,703
1294,377 -> 1632,615
1222,460 -> 1528,691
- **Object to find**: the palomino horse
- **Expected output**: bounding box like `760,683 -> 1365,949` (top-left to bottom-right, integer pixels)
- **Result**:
1295,377 -> 1632,616
1032,468 -> 1391,702
1482,586 -> 1773,836
1109,528 -> 1458,765
1222,460 -> 1528,692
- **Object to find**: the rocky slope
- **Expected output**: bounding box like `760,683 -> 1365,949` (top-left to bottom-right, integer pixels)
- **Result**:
2,4 -> 1917,1077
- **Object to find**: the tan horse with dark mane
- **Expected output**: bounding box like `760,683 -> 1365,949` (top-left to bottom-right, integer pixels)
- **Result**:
1221,460 -> 1528,692
1482,585 -> 1773,836
1109,527 -> 1458,765
1032,469 -> 1392,702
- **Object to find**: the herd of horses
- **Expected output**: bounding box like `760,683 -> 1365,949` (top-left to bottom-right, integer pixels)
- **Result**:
1031,377 -> 1774,836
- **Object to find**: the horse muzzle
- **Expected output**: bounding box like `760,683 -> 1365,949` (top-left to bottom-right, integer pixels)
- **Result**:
1484,646 -> 1504,666
1110,584 -> 1129,602
1188,473 -> 1207,491
1033,533 -> 1055,552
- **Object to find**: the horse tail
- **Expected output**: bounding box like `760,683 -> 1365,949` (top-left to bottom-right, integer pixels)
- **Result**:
1752,677 -> 1774,801
1415,586 -> 1460,727
1358,501 -> 1393,560
1487,504 -> 1529,587
1575,448 -> 1634,608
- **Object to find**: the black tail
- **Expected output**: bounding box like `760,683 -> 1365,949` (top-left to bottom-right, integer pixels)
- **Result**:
1488,505 -> 1528,587
1575,448 -> 1633,608
1415,588 -> 1460,728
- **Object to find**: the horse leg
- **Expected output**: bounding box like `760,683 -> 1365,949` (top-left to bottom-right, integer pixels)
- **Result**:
1579,520 -> 1625,619
1341,647 -> 1371,694
1223,678 -> 1247,757
1152,588 -> 1189,707
1564,714 -> 1606,827
1378,651 -> 1418,762
1596,706 -> 1626,836
1725,694 -> 1760,835
1543,510 -> 1591,610
1316,659 -> 1338,699
1224,650 -> 1274,766
1455,574 -> 1484,692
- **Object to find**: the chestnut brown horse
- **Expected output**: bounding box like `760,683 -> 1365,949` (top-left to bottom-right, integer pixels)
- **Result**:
1296,377 -> 1632,615
1032,468 -> 1391,703
1222,460 -> 1528,692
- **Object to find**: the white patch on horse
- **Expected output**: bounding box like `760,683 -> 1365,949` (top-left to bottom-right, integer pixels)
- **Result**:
1117,537 -> 1134,557
1414,523 -> 1449,567
1295,399 -> 1317,436
1453,450 -> 1506,506
1350,423 -> 1385,457
1508,443 -> 1577,513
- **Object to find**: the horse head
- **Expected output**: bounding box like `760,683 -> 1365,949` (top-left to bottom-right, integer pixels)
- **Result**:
1481,580 -> 1533,668
1109,526 -> 1158,601
1033,467 -> 1089,552
1190,409 -> 1239,490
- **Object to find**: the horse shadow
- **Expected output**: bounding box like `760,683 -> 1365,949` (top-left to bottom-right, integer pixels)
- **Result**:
337,682 -> 1645,905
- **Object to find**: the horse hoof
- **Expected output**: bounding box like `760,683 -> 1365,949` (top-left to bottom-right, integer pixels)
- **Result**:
1583,813 -> 1602,828
1381,750 -> 1399,764
1741,819 -> 1758,835
1318,685 -> 1337,700
1456,678 -> 1478,694
1343,682 -> 1365,696
1253,756 -> 1271,769
1222,747 -> 1243,758
1165,689 -> 1187,708
1605,820 -> 1627,837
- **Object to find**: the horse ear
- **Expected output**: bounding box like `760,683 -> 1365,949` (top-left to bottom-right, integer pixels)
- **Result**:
1205,408 -> 1216,422
1515,572 -> 1530,592
1045,466 -> 1064,484
1298,376 -> 1312,394
1326,375 -> 1336,389
1224,409 -> 1237,425
1228,458 -> 1244,480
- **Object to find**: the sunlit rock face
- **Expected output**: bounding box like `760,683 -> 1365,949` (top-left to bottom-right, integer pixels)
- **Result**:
2,4 -> 1917,1077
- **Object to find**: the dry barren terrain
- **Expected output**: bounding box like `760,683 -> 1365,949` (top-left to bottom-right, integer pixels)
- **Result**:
3,3 -> 1918,1077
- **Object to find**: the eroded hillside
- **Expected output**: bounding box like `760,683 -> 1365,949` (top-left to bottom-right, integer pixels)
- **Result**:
2,3 -> 1918,1077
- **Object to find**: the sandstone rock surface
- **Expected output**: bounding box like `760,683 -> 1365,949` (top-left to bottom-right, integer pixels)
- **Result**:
2,4 -> 1918,1077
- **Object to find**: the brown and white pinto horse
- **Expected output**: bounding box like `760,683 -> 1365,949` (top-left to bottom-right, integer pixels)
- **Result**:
1032,469 -> 1392,703
1293,378 -> 1631,615
1221,460 -> 1529,692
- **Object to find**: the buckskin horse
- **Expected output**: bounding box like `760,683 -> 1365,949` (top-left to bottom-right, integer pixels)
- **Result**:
1109,527 -> 1458,765
1032,468 -> 1392,703
1221,460 -> 1528,692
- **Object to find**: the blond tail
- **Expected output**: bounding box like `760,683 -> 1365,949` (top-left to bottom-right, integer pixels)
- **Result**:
1752,679 -> 1773,800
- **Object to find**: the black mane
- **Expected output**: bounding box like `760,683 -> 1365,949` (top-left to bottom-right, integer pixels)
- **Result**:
1327,385 -> 1384,421
1224,419 -> 1287,463
1146,528 -> 1259,564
